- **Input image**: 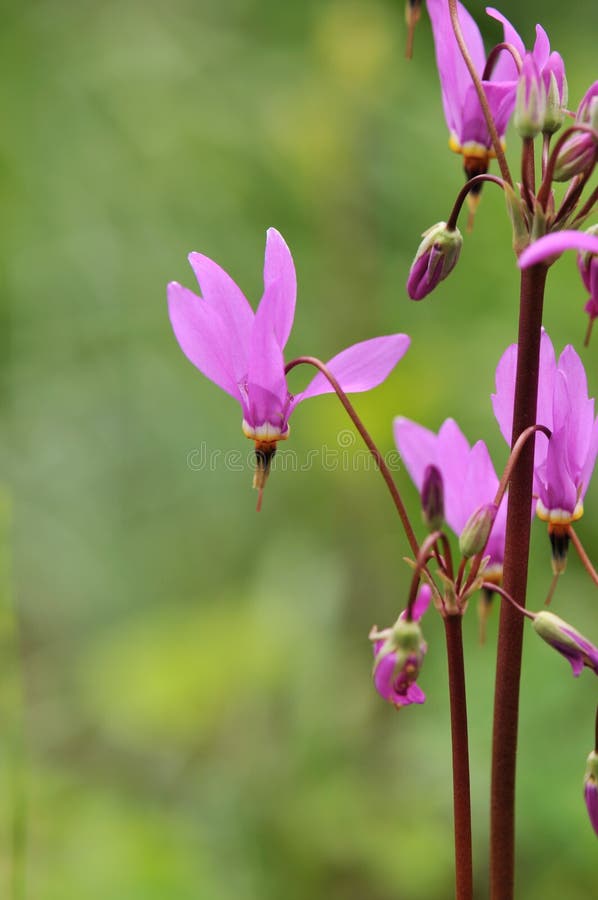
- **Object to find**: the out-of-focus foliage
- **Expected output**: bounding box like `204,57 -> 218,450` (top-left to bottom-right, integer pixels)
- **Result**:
0,0 -> 596,897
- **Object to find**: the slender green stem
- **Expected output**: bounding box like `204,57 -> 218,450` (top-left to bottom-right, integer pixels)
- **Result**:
490,265 -> 547,900
284,356 -> 420,557
444,615 -> 473,900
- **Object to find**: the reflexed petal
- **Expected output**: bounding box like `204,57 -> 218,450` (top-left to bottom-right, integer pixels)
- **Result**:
519,232 -> 598,268
580,418 -> 598,502
492,342 -> 517,445
427,0 -> 486,137
412,584 -> 432,622
258,227 -> 297,350
543,422 -> 578,514
486,7 -> 526,81
167,281 -> 241,400
187,252 -> 254,380
393,417 -> 440,492
247,303 -> 288,412
531,24 -> 551,71
295,334 -> 410,404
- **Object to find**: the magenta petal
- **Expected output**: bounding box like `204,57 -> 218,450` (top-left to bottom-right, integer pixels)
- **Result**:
412,584 -> 432,622
436,419 -> 475,532
542,423 -> 578,514
585,780 -> 598,836
427,0 -> 486,138
167,281 -> 241,400
295,334 -> 410,405
531,24 -> 551,71
187,252 -> 253,381
404,683 -> 426,705
258,228 -> 297,350
247,304 -> 288,418
393,417 -> 440,492
486,7 -> 526,81
519,232 -> 598,269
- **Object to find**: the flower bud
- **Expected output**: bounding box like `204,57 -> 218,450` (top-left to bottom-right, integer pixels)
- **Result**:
584,750 -> 598,837
532,610 -> 598,677
514,54 -> 546,140
459,503 -> 497,558
553,82 -> 598,182
370,586 -> 430,708
421,464 -> 444,531
541,53 -> 568,135
407,222 -> 463,301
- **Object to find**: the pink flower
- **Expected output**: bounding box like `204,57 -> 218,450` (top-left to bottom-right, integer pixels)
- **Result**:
167,229 -> 410,484
493,329 -> 598,525
394,417 -> 506,575
371,585 -> 432,708
532,611 -> 598,678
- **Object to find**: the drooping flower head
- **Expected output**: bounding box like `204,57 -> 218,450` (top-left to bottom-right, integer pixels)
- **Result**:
406,222 -> 463,301
394,417 -> 507,580
167,229 -> 411,500
370,585 -> 432,708
532,610 -> 598,678
553,81 -> 598,181
493,329 -> 598,569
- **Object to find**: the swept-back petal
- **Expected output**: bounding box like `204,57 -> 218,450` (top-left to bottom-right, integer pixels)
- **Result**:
294,334 -> 410,405
247,301 -> 288,420
428,0 -> 486,138
543,422 -> 578,514
580,418 -> 598,502
532,24 -> 551,71
519,232 -> 598,268
436,419 -> 472,530
187,252 -> 254,380
485,7 -> 526,81
258,228 -> 297,350
167,282 -> 241,400
557,346 -> 594,472
393,417 -> 440,492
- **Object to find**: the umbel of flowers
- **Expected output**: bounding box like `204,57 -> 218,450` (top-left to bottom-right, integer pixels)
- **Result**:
167,2 -> 597,899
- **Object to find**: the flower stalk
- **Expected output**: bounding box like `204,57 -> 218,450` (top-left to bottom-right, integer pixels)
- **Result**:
490,263 -> 547,900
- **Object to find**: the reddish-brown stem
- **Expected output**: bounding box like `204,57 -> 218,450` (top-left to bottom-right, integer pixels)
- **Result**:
446,174 -> 505,231
553,170 -> 593,228
594,705 -> 598,754
284,356 -> 419,557
448,0 -> 513,187
455,557 -> 468,595
570,185 -> 598,229
482,42 -> 522,80
407,531 -> 444,618
490,264 -> 547,900
522,138 -> 536,211
568,526 -> 598,587
537,124 -> 597,210
484,582 -> 535,621
444,615 -> 473,900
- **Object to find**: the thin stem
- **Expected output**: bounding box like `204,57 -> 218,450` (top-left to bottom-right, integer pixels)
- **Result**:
537,124 -> 596,210
570,185 -> 598,229
568,526 -> 598,587
448,0 -> 513,186
446,174 -> 505,231
482,42 -> 523,79
285,356 -> 419,557
594,705 -> 598,754
444,615 -> 473,900
484,582 -> 535,621
407,531 -> 444,618
522,138 -> 536,211
553,169 -> 593,229
490,264 -> 547,900
455,557 -> 467,595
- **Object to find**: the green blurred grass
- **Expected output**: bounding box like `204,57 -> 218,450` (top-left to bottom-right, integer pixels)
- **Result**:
0,0 -> 596,896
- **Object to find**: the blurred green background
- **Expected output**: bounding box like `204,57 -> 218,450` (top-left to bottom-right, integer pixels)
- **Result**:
0,0 -> 596,897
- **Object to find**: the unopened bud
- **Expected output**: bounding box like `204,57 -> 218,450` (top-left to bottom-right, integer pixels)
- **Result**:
541,53 -> 568,135
421,464 -> 444,531
532,610 -> 598,677
459,503 -> 497,558
514,54 -> 546,139
584,750 -> 598,837
504,183 -> 530,254
407,222 -> 463,301
553,81 -> 598,181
